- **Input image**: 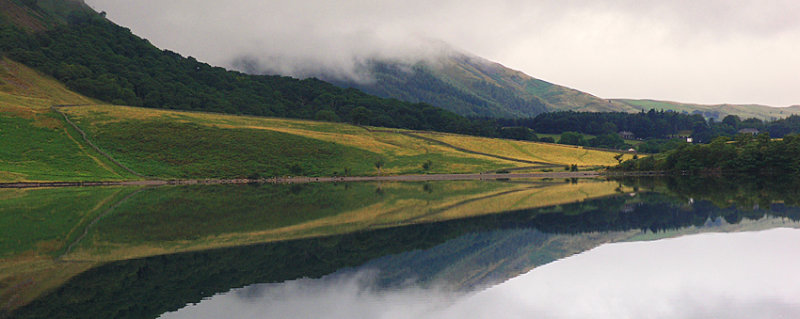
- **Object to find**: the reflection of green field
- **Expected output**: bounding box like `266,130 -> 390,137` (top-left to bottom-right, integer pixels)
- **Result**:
0,179 -> 632,262
0,179 -> 629,313
70,179 -> 630,261
0,187 -> 139,257
0,186 -> 140,313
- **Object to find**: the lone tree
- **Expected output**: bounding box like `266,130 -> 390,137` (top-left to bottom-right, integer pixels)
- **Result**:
422,159 -> 433,171
350,106 -> 372,125
374,158 -> 385,175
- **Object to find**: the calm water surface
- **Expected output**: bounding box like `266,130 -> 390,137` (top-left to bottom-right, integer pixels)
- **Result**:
160,229 -> 800,319
4,176 -> 800,318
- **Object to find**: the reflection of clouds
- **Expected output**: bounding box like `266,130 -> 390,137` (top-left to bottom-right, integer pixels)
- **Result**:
161,229 -> 800,319
440,228 -> 800,319
160,269 -> 466,319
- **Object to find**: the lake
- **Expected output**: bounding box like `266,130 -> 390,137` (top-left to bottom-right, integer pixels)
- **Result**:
2,176 -> 800,318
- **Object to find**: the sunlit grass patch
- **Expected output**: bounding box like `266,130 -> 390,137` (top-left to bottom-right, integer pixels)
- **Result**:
63,105 -> 516,178
0,58 -> 95,105
418,132 -> 635,166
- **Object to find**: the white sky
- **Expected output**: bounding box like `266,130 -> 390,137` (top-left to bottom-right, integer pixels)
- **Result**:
84,0 -> 800,106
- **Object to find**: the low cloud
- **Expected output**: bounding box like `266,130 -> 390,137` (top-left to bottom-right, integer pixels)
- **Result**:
86,0 -> 800,105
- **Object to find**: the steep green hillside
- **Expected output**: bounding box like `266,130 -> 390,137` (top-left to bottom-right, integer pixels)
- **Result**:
0,0 -> 495,135
319,52 -> 637,118
0,58 -> 136,181
0,0 -> 92,32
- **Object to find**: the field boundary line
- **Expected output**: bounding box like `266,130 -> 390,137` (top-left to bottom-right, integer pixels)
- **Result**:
51,105 -> 147,178
59,188 -> 148,259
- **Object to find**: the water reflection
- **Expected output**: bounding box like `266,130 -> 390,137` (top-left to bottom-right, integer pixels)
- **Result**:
6,176 -> 800,318
160,228 -> 800,319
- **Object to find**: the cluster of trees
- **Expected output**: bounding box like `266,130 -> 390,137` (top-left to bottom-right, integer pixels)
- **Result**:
556,131 -> 631,149
617,133 -> 800,174
500,110 -> 708,139
0,10 -> 500,136
495,110 -> 800,153
500,110 -> 800,143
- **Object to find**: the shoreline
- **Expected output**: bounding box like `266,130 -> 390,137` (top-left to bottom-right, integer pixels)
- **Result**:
0,171 -> 639,189
0,172 -> 667,189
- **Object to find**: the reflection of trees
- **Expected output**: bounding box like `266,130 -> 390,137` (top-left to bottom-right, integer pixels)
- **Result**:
617,175 -> 800,209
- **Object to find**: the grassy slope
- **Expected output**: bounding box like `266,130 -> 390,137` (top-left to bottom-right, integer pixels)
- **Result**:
419,132 -> 636,167
615,98 -> 800,120
0,58 -> 137,181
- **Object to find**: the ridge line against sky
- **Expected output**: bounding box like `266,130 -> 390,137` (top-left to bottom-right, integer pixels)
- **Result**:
85,0 -> 800,107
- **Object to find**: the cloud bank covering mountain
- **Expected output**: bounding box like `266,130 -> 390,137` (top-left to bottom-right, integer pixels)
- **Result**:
85,0 -> 800,107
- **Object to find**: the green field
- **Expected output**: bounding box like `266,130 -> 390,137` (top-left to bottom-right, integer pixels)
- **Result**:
55,104 -> 635,180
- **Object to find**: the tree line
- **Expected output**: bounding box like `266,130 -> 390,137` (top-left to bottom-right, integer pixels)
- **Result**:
616,133 -> 800,174
499,110 -> 800,141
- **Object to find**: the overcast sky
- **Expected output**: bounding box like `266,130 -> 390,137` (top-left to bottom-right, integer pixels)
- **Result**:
84,0 -> 800,106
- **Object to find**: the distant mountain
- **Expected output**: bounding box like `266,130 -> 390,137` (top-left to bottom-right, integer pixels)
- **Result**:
614,99 -> 800,121
304,51 -> 638,118
245,45 -> 800,120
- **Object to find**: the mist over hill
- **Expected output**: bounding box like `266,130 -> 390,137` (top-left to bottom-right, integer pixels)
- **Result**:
233,42 -> 800,120
234,43 -> 639,118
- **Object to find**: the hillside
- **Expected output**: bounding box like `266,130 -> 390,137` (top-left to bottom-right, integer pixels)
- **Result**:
0,57 -> 138,181
0,56 -> 633,182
